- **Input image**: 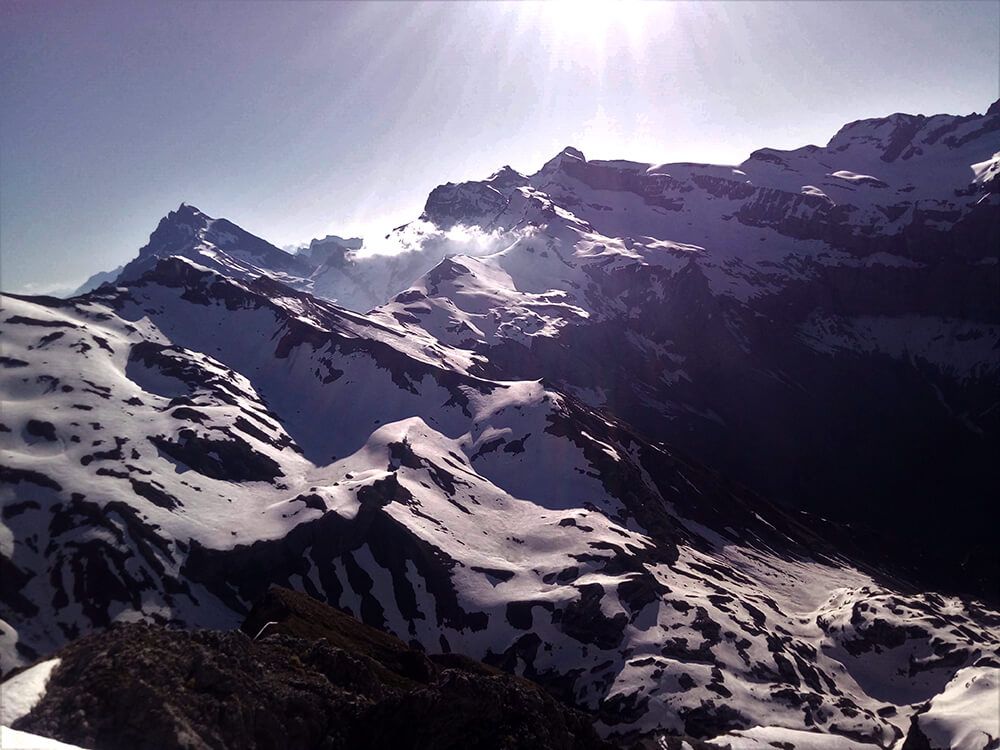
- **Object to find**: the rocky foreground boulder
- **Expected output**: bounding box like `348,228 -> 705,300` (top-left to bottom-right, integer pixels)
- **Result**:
8,587 -> 715,750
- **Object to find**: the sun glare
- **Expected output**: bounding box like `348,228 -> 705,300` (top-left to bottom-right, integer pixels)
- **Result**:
541,0 -> 640,34
508,0 -> 668,70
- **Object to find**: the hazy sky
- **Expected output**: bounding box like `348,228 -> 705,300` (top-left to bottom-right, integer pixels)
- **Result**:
2,0 -> 998,294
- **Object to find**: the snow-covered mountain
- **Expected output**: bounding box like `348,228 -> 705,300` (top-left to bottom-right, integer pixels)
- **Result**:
82,103 -> 1000,322
3,258 -> 998,746
375,102 -> 1000,599
79,202 -> 520,313
3,102 -> 999,747
114,203 -> 316,287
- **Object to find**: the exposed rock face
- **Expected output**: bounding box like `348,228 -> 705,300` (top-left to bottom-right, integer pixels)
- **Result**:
298,235 -> 363,267
14,587 -> 615,750
118,203 -> 317,285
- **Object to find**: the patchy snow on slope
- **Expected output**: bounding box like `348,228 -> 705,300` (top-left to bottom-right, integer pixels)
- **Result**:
7,263 -> 997,743
796,313 -> 999,379
3,102 -> 999,746
0,659 -> 60,725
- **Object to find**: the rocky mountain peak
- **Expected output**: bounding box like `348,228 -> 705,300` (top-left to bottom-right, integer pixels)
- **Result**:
173,201 -> 207,220
532,145 -> 588,178
113,203 -> 315,287
822,102 -> 999,165
136,203 -> 213,259
486,165 -> 528,188
826,111 -> 930,161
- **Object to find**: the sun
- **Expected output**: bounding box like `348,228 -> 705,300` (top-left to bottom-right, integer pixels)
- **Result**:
540,0 -> 637,33
508,0 -> 668,71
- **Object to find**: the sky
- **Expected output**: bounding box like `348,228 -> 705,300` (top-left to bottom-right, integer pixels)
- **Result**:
1,0 -> 998,295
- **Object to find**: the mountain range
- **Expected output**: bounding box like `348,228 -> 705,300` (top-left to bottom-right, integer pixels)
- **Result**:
3,101 -> 999,749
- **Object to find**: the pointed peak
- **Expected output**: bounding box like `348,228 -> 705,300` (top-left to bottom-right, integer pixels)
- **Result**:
171,202 -> 209,221
487,165 -> 529,188
489,165 -> 519,178
136,204 -> 213,259
155,204 -> 212,234
533,146 -> 588,178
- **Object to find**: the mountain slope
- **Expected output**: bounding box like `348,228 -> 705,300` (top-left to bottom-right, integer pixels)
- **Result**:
2,258 -> 998,745
370,102 -> 1000,598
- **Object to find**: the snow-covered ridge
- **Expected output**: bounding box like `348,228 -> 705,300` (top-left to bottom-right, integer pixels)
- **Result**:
3,258 -> 998,745
0,727 -> 88,750
426,106 -> 995,324
365,100 -> 999,614
3,101 -> 999,746
69,101 -> 999,316
28,103 -> 1000,616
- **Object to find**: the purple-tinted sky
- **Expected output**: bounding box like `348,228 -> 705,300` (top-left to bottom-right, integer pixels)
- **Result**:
2,0 -> 998,294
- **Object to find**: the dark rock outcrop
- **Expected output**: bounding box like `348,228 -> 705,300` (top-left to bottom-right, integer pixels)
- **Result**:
15,587 -> 615,750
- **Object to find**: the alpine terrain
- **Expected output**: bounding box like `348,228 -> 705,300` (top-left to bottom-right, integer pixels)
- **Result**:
2,101 -> 999,749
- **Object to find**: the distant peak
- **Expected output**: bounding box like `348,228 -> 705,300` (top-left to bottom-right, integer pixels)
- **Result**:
487,165 -> 528,188
135,203 -> 213,259
533,146 -> 587,178
167,203 -> 210,225
490,165 -> 519,178
987,99 -> 1000,117
825,111 -> 931,163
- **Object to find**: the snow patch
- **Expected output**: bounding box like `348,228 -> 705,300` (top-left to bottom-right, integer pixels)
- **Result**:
0,658 -> 60,725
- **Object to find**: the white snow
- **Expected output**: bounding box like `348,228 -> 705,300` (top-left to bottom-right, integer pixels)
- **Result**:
827,169 -> 887,186
915,667 -> 1000,750
0,659 -> 60,725
0,727 -> 89,750
707,726 -> 877,749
